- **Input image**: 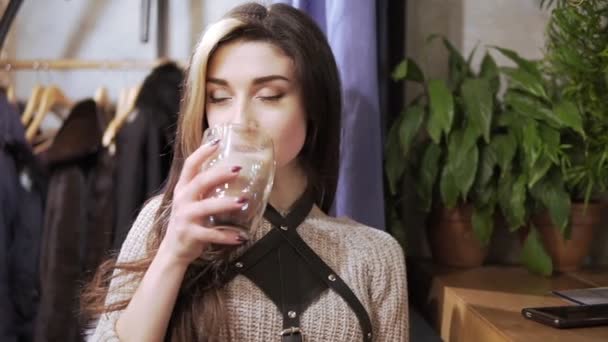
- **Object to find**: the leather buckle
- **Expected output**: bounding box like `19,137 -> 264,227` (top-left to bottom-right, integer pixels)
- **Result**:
279,327 -> 302,336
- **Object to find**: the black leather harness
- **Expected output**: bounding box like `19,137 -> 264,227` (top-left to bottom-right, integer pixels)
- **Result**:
224,189 -> 373,341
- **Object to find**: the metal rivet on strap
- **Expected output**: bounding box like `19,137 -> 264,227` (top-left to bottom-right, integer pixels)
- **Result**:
288,310 -> 297,318
367,332 -> 373,339
328,274 -> 337,282
280,225 -> 288,231
235,262 -> 244,268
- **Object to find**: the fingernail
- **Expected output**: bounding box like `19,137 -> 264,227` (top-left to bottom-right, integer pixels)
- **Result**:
206,138 -> 220,147
231,166 -> 242,173
236,197 -> 248,204
236,235 -> 249,243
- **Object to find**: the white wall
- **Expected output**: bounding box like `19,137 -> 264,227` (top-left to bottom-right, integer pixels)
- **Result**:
407,0 -> 549,85
7,0 -> 253,101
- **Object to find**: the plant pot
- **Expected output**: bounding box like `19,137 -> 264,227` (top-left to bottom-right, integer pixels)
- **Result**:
532,203 -> 602,272
427,205 -> 488,267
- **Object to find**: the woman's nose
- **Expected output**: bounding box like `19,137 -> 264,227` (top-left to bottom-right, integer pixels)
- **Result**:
230,101 -> 257,127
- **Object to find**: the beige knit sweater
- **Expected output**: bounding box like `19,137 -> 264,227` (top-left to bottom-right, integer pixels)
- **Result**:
89,197 -> 408,341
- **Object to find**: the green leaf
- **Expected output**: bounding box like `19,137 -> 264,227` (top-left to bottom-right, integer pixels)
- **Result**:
428,34 -> 470,90
467,42 -> 479,67
446,129 -> 479,199
480,53 -> 500,95
504,91 -> 559,127
472,205 -> 495,246
553,100 -> 584,136
440,37 -> 467,68
456,146 -> 479,199
530,171 -> 571,233
462,121 -> 480,151
511,175 -> 528,230
417,143 -> 442,212
490,133 -> 517,173
505,92 -> 585,134
538,125 -> 560,161
474,183 -> 497,211
476,145 -> 498,190
448,53 -> 469,90
385,115 -> 406,195
498,173 -> 514,225
391,58 -> 425,83
493,46 -> 542,78
527,155 -> 553,189
521,225 -> 553,276
496,110 -> 520,129
440,165 -> 459,208
398,105 -> 425,156
462,78 -> 493,142
522,120 -> 542,169
391,60 -> 408,81
427,79 -> 454,144
538,125 -> 559,146
498,174 -> 527,231
501,67 -> 548,100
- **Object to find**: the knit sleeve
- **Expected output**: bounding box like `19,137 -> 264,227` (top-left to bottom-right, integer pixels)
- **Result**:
368,232 -> 409,342
87,196 -> 162,342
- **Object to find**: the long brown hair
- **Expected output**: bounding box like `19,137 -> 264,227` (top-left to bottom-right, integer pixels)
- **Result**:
82,3 -> 341,341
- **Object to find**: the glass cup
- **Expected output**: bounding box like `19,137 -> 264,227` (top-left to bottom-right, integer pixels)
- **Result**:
199,123 -> 275,238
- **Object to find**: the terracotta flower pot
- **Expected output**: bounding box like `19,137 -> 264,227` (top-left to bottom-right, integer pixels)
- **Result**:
427,205 -> 488,267
532,203 -> 602,272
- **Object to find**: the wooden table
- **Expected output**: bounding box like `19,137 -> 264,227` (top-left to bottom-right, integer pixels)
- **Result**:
409,261 -> 608,342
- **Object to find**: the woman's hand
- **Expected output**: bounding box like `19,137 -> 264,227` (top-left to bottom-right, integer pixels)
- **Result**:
159,138 -> 247,266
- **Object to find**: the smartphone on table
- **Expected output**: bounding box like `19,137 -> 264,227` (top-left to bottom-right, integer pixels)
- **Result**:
521,303 -> 608,329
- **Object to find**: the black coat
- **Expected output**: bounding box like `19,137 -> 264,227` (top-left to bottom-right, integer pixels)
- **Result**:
112,62 -> 183,250
34,100 -> 114,342
0,92 -> 46,342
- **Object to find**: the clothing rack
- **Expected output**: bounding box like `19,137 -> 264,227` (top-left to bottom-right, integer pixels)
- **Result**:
0,58 -> 186,70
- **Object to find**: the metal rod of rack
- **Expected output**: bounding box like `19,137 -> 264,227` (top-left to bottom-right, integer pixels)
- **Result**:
0,58 -> 186,70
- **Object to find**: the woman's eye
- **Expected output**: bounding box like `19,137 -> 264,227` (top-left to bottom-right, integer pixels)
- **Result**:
208,92 -> 231,103
258,93 -> 284,102
209,96 -> 228,103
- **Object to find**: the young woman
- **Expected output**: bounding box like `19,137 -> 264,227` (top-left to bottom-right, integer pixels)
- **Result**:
84,3 -> 408,341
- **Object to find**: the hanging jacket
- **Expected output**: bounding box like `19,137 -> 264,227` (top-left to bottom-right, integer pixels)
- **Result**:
112,62 -> 183,250
0,91 -> 46,342
35,100 -> 114,342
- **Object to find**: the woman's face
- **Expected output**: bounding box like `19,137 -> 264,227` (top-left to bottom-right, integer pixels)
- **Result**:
205,40 -> 307,169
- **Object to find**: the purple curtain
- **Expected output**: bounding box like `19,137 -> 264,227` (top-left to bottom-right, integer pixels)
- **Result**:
275,0 -> 386,230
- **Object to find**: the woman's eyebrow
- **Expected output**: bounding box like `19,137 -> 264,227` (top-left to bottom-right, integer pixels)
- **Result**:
252,75 -> 290,84
206,75 -> 290,86
207,77 -> 229,86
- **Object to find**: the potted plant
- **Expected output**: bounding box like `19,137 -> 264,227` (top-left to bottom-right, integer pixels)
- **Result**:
386,36 -> 506,267
493,0 -> 608,275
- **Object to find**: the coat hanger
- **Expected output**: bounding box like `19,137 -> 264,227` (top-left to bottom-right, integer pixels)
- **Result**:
1,63 -> 17,105
31,127 -> 57,154
114,86 -> 128,120
94,86 -> 109,109
25,84 -> 72,142
102,87 -> 128,155
20,62 -> 44,125
94,85 -> 113,124
6,83 -> 16,105
102,84 -> 140,148
21,84 -> 44,125
94,63 -> 113,122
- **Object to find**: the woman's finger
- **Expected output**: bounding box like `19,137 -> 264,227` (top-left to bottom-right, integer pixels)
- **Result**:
183,163 -> 243,201
176,138 -> 221,188
190,225 -> 246,245
184,196 -> 247,219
